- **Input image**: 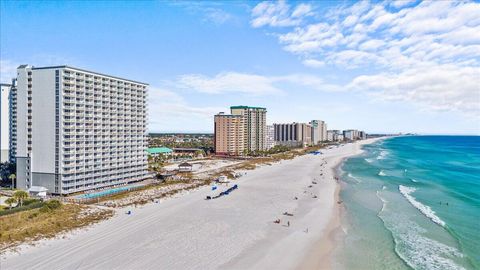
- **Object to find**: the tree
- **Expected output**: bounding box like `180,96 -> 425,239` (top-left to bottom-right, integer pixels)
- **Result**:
5,197 -> 17,209
8,174 -> 15,189
13,190 -> 29,207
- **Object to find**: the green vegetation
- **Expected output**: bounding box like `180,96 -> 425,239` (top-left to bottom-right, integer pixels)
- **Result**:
13,190 -> 29,206
0,202 -> 114,250
0,200 -> 44,217
4,197 -> 16,210
8,173 -> 16,188
243,144 -> 294,157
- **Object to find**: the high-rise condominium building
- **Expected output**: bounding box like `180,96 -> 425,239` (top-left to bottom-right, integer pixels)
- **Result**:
12,65 -> 149,194
265,125 -> 275,150
0,83 -> 12,162
230,106 -> 267,153
310,120 -> 327,144
214,112 -> 245,156
359,131 -> 367,140
274,123 -> 312,147
343,129 -> 359,141
327,130 -> 343,142
214,106 -> 266,156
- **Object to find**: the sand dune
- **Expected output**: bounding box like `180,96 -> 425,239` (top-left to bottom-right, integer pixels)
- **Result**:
1,139 -> 378,270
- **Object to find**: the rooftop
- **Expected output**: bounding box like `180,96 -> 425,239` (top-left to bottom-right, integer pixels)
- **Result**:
17,65 -> 149,85
147,147 -> 173,154
230,105 -> 267,110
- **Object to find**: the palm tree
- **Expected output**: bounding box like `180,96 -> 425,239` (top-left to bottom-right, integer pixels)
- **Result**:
5,197 -> 17,210
13,190 -> 29,207
8,173 -> 15,189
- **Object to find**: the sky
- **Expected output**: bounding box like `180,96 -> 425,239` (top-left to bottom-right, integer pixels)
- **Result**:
1,0 -> 479,134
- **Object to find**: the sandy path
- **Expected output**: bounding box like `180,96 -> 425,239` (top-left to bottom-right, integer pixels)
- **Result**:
1,140 -> 378,270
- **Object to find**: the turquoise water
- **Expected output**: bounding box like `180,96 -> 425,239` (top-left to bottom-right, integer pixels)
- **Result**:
336,136 -> 480,270
76,186 -> 137,199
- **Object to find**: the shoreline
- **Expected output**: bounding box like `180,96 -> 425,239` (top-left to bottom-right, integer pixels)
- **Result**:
298,137 -> 384,270
2,138 -> 384,270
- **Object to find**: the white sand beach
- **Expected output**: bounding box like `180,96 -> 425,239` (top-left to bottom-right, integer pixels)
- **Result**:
1,139 -> 379,270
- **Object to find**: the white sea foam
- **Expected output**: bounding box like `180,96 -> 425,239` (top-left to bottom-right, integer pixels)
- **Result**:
399,185 -> 446,227
376,190 -> 388,213
377,198 -> 465,270
347,173 -> 362,183
377,150 -> 389,160
385,217 -> 465,270
364,158 -> 373,163
410,178 -> 419,183
378,170 -> 387,176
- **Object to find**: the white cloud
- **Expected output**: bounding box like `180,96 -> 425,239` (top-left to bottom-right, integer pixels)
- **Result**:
178,72 -> 283,95
302,59 -> 325,68
176,71 -> 343,95
148,87 -> 224,132
203,8 -> 233,25
171,2 -> 236,25
292,3 -> 313,18
250,0 -> 480,117
347,64 -> 480,116
251,1 -> 312,28
391,0 -> 417,9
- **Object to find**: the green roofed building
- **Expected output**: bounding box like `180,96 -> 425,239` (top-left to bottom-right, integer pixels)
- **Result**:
214,105 -> 267,156
147,147 -> 173,156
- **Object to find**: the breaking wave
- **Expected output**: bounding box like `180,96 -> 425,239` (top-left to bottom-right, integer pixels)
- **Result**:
377,150 -> 389,160
399,185 -> 446,227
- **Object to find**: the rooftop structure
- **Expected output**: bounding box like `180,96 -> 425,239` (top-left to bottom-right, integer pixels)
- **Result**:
147,147 -> 173,155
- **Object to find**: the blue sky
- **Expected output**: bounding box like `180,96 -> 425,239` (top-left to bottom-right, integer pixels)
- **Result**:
1,0 -> 479,134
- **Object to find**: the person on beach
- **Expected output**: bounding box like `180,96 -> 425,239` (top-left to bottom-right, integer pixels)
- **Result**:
287,221 -> 290,227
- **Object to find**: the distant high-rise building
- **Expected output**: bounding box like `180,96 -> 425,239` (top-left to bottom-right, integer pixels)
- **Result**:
12,65 -> 149,194
0,83 -> 12,162
327,130 -> 334,142
214,112 -> 245,156
343,129 -> 359,141
265,125 -> 276,150
327,130 -> 343,141
274,123 -> 312,147
230,106 -> 267,153
359,131 -> 367,140
310,120 -> 327,144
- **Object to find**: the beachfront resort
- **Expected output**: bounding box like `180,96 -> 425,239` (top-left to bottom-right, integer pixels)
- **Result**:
0,66 -> 382,270
2,1 -> 478,269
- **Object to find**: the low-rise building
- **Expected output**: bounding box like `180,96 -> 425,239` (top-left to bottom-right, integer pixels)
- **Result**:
178,162 -> 193,172
147,147 -> 173,157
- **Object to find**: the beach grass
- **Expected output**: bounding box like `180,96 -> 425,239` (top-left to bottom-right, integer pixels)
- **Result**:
0,202 -> 113,251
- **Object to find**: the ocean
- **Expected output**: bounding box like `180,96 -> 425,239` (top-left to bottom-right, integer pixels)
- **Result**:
335,136 -> 480,270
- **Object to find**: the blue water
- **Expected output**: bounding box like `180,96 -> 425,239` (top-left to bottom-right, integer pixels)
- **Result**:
76,186 -> 136,199
336,136 -> 480,270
